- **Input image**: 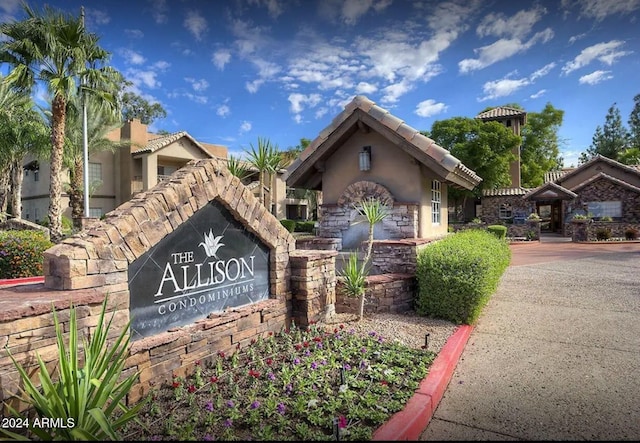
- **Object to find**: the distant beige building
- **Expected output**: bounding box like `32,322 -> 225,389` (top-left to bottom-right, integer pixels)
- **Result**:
21,119 -> 296,223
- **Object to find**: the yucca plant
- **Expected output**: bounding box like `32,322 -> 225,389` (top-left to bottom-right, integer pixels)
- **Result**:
1,296 -> 145,441
338,252 -> 367,321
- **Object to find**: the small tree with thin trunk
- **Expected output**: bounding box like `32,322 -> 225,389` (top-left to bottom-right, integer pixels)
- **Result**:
339,197 -> 390,321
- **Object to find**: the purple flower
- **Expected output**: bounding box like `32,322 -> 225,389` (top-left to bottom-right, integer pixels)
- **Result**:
205,401 -> 214,412
277,403 -> 286,415
203,434 -> 215,441
343,363 -> 351,371
224,418 -> 233,428
368,331 -> 377,337
226,400 -> 235,408
250,400 -> 261,409
304,350 -> 311,357
285,383 -> 293,394
361,347 -> 367,353
359,360 -> 367,369
316,342 -> 323,349
293,357 -> 301,365
311,361 -> 318,369
321,359 -> 327,365
268,372 -> 276,381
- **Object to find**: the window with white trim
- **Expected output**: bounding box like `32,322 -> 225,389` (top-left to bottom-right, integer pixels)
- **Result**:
89,162 -> 102,184
586,201 -> 621,218
89,207 -> 103,218
431,180 -> 441,225
499,203 -> 513,219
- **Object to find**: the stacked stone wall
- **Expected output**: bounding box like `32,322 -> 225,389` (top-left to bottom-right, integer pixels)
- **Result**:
336,274 -> 415,315
290,250 -> 338,327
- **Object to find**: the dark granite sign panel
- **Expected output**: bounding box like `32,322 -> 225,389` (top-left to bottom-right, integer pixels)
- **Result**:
128,200 -> 270,340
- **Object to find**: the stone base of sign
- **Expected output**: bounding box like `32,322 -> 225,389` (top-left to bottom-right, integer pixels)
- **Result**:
336,273 -> 416,315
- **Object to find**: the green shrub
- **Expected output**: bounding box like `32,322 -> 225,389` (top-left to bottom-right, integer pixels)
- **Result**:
595,227 -> 612,241
487,225 -> 507,239
0,230 -> 53,279
279,219 -> 296,232
600,215 -> 613,222
1,296 -> 145,440
294,220 -> 316,233
39,215 -> 73,235
625,228 -> 639,240
415,229 -> 511,325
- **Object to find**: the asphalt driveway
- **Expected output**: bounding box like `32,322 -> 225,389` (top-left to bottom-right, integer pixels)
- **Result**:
420,240 -> 640,440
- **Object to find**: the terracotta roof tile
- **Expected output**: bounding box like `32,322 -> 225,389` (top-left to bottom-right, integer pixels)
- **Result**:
482,187 -> 531,197
131,131 -> 216,158
475,106 -> 527,120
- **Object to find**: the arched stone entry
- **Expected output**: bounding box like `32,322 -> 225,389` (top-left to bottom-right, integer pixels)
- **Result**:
319,180 -> 418,250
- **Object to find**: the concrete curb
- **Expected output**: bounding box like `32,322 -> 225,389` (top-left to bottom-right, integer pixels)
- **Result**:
372,324 -> 474,441
0,276 -> 44,287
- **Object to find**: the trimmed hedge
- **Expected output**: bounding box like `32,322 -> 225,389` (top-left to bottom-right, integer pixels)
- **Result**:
0,230 -> 53,279
487,224 -> 507,239
415,229 -> 511,325
279,219 -> 296,232
294,221 -> 316,233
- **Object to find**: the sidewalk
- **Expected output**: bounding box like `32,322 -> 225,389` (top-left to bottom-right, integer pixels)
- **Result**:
376,241 -> 640,440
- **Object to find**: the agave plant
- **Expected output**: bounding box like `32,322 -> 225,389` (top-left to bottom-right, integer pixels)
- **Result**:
1,296 -> 145,441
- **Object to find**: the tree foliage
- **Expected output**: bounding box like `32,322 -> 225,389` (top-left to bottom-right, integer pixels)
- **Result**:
579,103 -> 630,163
120,91 -> 167,125
520,103 -> 564,187
0,2 -> 122,240
427,116 -> 520,193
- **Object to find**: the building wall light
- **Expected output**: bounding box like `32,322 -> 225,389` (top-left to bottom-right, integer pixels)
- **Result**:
359,146 -> 371,171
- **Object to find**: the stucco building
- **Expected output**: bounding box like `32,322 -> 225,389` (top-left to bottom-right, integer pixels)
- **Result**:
285,95 -> 482,250
21,119 -> 293,224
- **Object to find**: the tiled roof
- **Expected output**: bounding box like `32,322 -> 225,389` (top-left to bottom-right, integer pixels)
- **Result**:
570,172 -> 640,194
523,182 -> 577,200
132,131 -> 215,157
554,154 -> 640,185
285,95 -> 482,191
475,106 -> 527,120
482,187 -> 531,197
544,168 -> 574,183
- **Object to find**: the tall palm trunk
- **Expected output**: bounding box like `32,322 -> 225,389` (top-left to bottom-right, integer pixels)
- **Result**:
70,157 -> 84,229
49,94 -> 67,241
0,168 -> 9,214
10,159 -> 24,218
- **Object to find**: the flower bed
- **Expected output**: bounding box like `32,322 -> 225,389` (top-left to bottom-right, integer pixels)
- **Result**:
122,322 -> 436,441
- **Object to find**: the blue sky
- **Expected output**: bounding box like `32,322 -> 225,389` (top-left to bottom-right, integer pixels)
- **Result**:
2,0 -> 639,167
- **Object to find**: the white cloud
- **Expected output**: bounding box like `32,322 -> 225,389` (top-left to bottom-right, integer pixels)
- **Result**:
124,29 -> 144,39
568,33 -> 587,45
247,0 -> 285,18
153,61 -> 171,70
217,104 -> 230,117
341,0 -> 392,25
212,50 -> 231,70
288,93 -> 322,123
571,0 -> 640,21
183,93 -> 207,104
381,81 -> 412,104
478,77 -> 530,102
239,121 -> 252,134
415,99 -> 448,118
120,49 -> 146,65
126,69 -> 162,89
476,4 -> 547,39
184,77 -> 209,92
579,70 -> 613,85
459,28 -> 554,73
184,10 -> 208,41
355,82 -> 378,94
149,0 -> 168,24
530,89 -> 547,99
245,79 -> 264,94
561,40 -> 631,75
86,8 -> 110,27
530,62 -> 556,81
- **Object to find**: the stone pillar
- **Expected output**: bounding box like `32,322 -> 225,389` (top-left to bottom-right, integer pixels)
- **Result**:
289,250 -> 338,326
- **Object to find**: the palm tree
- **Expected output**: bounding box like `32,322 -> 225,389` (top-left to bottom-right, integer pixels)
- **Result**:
0,79 -> 49,218
339,198 -> 390,321
0,3 -> 122,240
245,137 -> 279,211
226,154 -> 251,182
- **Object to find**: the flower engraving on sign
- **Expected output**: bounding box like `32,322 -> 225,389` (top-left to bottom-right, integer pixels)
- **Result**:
199,229 -> 225,259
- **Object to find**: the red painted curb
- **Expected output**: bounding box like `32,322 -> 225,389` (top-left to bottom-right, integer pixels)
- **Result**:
372,324 -> 474,441
0,276 -> 44,286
